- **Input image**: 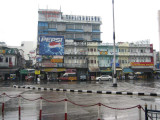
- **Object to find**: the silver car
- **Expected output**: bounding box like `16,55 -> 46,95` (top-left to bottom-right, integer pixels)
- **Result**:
96,75 -> 112,81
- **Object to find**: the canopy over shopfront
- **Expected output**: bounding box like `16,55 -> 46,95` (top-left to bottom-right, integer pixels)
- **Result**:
123,68 -> 133,73
20,69 -> 35,74
89,67 -> 100,72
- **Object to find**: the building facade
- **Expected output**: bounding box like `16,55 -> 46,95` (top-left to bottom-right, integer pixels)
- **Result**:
98,43 -> 119,76
0,42 -> 25,80
37,9 -> 102,79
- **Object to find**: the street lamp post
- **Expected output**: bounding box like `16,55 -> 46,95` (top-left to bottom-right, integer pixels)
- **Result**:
112,0 -> 117,87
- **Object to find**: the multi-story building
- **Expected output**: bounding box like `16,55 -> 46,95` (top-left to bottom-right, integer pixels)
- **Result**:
0,42 -> 25,80
98,43 -> 119,76
87,42 -> 100,80
37,9 -> 102,79
64,40 -> 88,79
118,42 -> 130,68
10,41 -> 37,65
117,40 -> 154,78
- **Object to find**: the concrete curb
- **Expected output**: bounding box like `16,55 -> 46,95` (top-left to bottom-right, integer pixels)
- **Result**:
13,85 -> 160,97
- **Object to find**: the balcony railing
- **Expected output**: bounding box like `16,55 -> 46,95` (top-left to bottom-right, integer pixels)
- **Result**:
64,63 -> 87,68
129,53 -> 153,56
65,42 -> 87,46
64,52 -> 87,55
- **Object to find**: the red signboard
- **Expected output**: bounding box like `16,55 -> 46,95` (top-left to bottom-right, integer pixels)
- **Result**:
130,62 -> 154,66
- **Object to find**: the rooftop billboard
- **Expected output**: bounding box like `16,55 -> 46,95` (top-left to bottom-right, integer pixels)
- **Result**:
38,36 -> 64,55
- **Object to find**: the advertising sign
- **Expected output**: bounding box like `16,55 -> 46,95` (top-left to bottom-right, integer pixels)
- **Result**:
130,62 -> 154,66
100,68 -> 112,72
44,68 -> 66,72
0,50 -> 5,54
99,50 -> 108,55
35,70 -> 40,75
5,49 -> 18,54
51,59 -> 63,63
38,10 -> 61,21
41,62 -> 63,67
39,36 -> 64,55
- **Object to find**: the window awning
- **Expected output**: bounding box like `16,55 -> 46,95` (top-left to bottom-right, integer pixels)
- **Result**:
89,67 -> 100,72
123,68 -> 133,73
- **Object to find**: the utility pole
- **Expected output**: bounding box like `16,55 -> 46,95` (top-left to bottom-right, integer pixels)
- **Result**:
112,0 -> 117,87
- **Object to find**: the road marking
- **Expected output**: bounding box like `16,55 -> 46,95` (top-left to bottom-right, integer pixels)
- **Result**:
13,85 -> 160,97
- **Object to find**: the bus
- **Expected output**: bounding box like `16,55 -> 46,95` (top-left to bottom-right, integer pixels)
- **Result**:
58,73 -> 77,81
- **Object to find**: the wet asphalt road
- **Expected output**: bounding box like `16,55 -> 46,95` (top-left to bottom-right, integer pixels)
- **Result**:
0,79 -> 160,120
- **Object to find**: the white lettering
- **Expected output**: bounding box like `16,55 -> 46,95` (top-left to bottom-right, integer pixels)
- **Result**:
39,36 -> 63,42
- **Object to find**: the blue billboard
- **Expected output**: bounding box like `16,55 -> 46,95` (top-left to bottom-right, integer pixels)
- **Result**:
38,36 -> 64,55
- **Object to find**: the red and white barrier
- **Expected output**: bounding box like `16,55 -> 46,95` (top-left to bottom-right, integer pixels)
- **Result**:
39,97 -> 42,120
18,95 -> 21,119
97,103 -> 101,120
0,93 -> 144,120
65,99 -> 67,120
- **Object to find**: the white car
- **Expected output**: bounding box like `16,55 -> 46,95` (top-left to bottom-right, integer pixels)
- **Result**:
96,75 -> 112,81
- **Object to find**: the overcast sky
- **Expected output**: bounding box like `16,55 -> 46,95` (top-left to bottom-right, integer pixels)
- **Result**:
0,0 -> 160,50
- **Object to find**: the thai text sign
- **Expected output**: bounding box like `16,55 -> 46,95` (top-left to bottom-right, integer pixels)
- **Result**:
99,51 -> 108,55
51,59 -> 63,63
35,70 -> 40,75
41,62 -> 63,67
38,36 -> 64,55
131,62 -> 154,66
0,50 -> 5,54
44,68 -> 66,72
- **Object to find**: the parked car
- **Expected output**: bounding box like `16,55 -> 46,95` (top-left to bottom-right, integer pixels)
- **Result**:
128,75 -> 135,80
80,75 -> 87,81
96,75 -> 112,81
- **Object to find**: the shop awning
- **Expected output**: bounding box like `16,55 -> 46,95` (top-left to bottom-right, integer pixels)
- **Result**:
89,67 -> 100,72
132,68 -> 153,73
20,69 -> 35,74
123,68 -> 133,73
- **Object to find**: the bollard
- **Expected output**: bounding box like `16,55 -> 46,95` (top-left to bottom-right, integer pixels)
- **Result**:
145,104 -> 148,120
115,109 -> 117,120
39,97 -> 42,120
2,93 -> 5,115
138,105 -> 141,120
97,103 -> 101,120
150,104 -> 153,118
155,105 -> 157,110
18,95 -> 21,120
65,99 -> 67,120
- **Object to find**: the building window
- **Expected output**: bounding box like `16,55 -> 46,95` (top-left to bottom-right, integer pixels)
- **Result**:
95,60 -> 96,64
6,57 -> 8,62
91,60 -> 93,64
0,57 -> 3,62
94,48 -> 96,52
